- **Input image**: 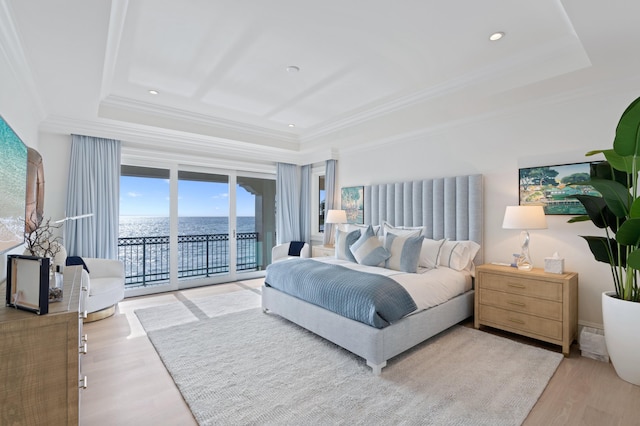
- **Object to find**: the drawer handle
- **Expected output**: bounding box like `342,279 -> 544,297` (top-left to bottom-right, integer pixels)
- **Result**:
508,300 -> 526,307
79,376 -> 88,390
508,318 -> 525,325
507,282 -> 526,289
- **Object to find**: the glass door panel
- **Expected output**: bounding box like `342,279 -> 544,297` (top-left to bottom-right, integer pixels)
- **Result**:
177,171 -> 230,282
237,175 -> 276,270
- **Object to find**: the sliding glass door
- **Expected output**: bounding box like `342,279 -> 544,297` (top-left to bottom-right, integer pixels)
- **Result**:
120,165 -> 275,295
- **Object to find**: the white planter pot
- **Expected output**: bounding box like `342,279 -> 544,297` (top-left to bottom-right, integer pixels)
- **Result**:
602,291 -> 640,386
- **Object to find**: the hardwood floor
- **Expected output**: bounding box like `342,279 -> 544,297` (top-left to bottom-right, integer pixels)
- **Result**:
81,279 -> 640,426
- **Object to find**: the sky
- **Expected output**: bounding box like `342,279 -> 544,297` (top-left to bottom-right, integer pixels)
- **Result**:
120,176 -> 256,216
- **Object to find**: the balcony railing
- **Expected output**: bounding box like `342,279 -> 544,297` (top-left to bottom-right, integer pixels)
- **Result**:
118,232 -> 259,287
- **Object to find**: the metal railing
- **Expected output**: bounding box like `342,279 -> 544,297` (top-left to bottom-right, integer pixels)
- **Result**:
118,232 -> 259,287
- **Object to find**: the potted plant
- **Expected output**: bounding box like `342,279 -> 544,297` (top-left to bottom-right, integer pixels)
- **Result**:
570,96 -> 640,386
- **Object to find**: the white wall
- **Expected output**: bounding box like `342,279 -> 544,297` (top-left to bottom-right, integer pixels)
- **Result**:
338,91 -> 634,328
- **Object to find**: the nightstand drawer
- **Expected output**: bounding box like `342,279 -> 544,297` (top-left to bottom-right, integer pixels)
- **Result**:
478,273 -> 562,301
479,289 -> 562,321
478,305 -> 562,340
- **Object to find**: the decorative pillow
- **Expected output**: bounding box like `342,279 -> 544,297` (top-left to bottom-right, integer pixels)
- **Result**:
350,226 -> 390,266
382,221 -> 423,238
345,223 -> 381,236
439,240 -> 481,271
384,233 -> 424,273
334,228 -> 360,262
418,238 -> 447,269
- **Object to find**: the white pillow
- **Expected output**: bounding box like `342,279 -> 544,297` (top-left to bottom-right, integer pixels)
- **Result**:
418,238 -> 447,269
439,240 -> 481,271
344,223 -> 381,236
382,221 -> 423,238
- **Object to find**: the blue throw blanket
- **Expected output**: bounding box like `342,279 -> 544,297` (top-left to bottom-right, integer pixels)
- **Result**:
265,259 -> 417,328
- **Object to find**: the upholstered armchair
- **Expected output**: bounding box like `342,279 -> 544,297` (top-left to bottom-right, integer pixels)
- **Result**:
271,241 -> 311,263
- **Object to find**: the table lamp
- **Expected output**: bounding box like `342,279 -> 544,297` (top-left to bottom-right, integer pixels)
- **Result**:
325,209 -> 347,247
502,205 -> 547,271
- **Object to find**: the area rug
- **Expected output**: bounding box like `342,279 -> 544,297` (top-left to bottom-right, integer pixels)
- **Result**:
136,302 -> 563,426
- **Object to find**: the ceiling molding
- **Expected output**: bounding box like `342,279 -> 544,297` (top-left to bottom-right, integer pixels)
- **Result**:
0,0 -> 46,120
100,95 -> 300,149
300,34 -> 591,145
99,0 -> 129,100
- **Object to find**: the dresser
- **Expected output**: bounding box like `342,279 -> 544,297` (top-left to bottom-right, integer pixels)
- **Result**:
0,265 -> 87,425
474,264 -> 578,356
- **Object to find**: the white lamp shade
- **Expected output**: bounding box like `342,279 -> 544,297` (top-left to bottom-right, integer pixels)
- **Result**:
326,209 -> 347,224
502,205 -> 547,230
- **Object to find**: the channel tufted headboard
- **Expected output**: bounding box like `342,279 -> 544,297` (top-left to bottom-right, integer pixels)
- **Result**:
362,174 -> 483,264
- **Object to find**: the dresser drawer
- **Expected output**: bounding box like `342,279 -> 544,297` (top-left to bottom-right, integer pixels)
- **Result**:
479,305 -> 563,340
479,288 -> 562,321
478,272 -> 562,302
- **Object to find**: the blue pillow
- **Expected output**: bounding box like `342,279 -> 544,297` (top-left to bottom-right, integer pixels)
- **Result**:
335,228 -> 360,262
350,226 -> 390,266
384,233 -> 424,273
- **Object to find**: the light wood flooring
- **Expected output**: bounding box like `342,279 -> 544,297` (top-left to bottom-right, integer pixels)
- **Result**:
81,279 -> 640,426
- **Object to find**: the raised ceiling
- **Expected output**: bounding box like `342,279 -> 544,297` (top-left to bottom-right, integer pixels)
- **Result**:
2,0 -> 640,161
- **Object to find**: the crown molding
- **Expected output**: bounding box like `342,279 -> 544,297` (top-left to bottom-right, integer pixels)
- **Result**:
0,0 -> 46,120
100,95 -> 300,150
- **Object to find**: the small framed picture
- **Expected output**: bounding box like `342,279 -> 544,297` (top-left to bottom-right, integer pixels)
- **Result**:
519,162 -> 602,215
6,255 -> 50,315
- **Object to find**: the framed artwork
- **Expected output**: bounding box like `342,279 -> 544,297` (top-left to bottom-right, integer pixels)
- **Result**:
6,254 -> 50,315
519,162 -> 601,215
341,186 -> 364,224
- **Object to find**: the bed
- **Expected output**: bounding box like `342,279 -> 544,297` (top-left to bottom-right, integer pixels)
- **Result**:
262,174 -> 483,374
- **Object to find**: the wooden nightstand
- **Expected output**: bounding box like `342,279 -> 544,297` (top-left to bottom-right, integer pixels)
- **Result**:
474,264 -> 578,356
311,245 -> 335,257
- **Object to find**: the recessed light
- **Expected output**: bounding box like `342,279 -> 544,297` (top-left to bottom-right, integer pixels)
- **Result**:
288,124 -> 295,128
489,32 -> 505,41
286,65 -> 300,73
148,89 -> 159,95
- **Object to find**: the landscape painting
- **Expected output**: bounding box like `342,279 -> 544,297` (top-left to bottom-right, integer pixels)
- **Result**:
341,186 -> 364,224
519,162 -> 601,215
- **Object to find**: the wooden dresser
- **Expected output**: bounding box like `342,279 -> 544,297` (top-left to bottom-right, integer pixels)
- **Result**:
474,264 -> 578,356
0,266 -> 87,425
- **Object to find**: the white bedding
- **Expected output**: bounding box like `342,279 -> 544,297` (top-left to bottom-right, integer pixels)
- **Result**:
312,257 -> 472,313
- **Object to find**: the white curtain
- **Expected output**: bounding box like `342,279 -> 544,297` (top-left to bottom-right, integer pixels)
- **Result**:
323,159 -> 338,246
300,164 -> 311,243
64,135 -> 121,259
276,163 -> 301,244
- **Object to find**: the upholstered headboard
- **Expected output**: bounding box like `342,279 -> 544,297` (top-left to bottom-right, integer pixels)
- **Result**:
362,174 -> 483,264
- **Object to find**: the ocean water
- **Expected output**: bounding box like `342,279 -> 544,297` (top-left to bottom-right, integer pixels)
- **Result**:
119,216 -> 256,238
0,118 -> 28,252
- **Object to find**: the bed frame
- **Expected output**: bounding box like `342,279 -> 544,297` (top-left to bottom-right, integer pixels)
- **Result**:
262,174 -> 483,374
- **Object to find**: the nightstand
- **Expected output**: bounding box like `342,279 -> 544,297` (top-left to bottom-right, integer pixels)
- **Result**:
311,245 -> 335,257
474,264 -> 578,356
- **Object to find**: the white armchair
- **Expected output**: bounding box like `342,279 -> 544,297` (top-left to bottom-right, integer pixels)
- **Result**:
272,242 -> 311,263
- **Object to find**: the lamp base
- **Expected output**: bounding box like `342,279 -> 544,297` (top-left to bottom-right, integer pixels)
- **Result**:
517,230 -> 533,271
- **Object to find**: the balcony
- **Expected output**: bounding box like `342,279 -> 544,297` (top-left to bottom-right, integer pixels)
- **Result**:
118,232 -> 260,287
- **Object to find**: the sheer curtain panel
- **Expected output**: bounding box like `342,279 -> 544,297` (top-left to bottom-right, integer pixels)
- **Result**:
276,163 -> 301,244
323,159 -> 338,246
65,135 -> 121,259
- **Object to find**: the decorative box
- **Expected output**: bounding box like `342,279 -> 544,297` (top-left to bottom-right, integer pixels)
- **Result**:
544,257 -> 564,274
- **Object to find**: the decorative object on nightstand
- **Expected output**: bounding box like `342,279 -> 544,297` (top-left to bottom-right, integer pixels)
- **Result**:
474,263 -> 578,356
324,209 -> 347,248
502,205 -> 547,271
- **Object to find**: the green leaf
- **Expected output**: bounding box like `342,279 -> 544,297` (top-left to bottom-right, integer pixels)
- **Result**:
581,236 -> 624,266
567,215 -> 591,223
613,96 -> 640,157
616,218 -> 640,246
571,195 -> 609,228
588,178 -> 631,218
626,248 -> 640,270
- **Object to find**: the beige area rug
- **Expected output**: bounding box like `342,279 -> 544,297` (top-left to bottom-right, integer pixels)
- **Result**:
135,296 -> 563,426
